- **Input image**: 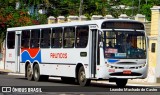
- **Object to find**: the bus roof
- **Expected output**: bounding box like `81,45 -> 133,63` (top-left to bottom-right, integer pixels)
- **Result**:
7,19 -> 144,31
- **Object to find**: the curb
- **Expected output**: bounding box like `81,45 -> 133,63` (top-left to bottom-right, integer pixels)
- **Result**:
0,71 -> 9,75
7,73 -> 24,76
0,69 -> 12,75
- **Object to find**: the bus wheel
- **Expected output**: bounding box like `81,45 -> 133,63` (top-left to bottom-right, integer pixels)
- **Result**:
78,66 -> 90,86
27,64 -> 33,81
33,64 -> 49,81
116,79 -> 128,87
33,64 -> 41,81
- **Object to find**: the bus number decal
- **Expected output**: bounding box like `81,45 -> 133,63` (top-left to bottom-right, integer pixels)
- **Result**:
50,53 -> 67,59
9,53 -> 12,57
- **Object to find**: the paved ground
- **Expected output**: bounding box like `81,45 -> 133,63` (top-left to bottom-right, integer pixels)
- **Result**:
0,72 -> 160,95
1,71 -> 160,87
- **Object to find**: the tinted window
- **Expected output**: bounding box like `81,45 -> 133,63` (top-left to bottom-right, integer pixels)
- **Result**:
40,28 -> 51,48
7,32 -> 15,49
76,26 -> 89,48
51,27 -> 62,48
30,29 -> 40,48
21,30 -> 30,48
63,27 -> 75,48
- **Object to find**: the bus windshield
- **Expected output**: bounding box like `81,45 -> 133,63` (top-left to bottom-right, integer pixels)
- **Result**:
103,30 -> 146,59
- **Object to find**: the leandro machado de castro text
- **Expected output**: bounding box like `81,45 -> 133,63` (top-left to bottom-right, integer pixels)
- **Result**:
110,88 -> 158,92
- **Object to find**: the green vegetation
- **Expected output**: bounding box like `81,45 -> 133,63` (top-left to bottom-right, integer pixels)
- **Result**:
0,0 -> 160,44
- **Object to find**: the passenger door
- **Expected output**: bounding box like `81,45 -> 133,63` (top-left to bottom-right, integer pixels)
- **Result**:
5,31 -> 16,72
5,31 -> 21,72
90,25 -> 100,78
15,31 -> 21,73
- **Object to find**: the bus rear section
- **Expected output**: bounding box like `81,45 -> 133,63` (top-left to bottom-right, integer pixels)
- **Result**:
95,20 -> 148,87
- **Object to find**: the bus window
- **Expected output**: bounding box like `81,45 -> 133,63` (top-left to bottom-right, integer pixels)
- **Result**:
103,31 -> 146,59
51,27 -> 62,48
7,32 -> 15,49
30,29 -> 40,48
76,26 -> 89,48
21,30 -> 30,48
63,27 -> 75,48
40,28 -> 51,48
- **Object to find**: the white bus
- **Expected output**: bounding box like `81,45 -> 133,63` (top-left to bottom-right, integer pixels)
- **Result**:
5,19 -> 148,87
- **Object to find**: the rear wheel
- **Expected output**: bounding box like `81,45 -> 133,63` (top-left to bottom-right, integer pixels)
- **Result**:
78,66 -> 91,86
116,79 -> 128,87
33,64 -> 49,81
27,64 -> 33,81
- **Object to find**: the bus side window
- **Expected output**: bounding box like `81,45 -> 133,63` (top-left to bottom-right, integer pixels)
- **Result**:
30,29 -> 40,48
21,30 -> 30,48
40,28 -> 51,48
51,27 -> 62,48
63,27 -> 75,48
76,26 -> 89,48
7,32 -> 15,49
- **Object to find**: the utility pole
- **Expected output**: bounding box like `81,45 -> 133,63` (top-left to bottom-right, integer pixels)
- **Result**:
146,0 -> 147,4
79,0 -> 83,21
132,0 -> 134,17
138,0 -> 141,13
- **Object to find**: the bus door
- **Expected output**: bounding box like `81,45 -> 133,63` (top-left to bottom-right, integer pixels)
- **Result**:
15,31 -> 21,73
90,26 -> 100,78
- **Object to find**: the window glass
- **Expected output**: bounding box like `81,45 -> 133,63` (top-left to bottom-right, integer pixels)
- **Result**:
63,27 -> 75,48
21,30 -> 30,48
30,29 -> 40,48
51,27 -> 62,48
76,26 -> 89,48
103,31 -> 146,59
7,32 -> 15,49
40,28 -> 51,48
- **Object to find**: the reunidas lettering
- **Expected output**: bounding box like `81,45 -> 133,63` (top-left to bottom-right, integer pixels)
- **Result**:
50,53 -> 67,59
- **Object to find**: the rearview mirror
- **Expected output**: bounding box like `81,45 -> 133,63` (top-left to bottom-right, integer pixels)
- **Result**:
99,42 -> 103,48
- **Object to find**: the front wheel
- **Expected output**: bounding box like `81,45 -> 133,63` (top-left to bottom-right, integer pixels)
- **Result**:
78,66 -> 91,86
116,79 -> 128,87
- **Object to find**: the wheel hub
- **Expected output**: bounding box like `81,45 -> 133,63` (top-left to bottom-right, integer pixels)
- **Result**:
27,67 -> 32,77
80,71 -> 86,82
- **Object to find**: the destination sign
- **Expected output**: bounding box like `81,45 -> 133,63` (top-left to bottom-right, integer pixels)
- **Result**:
101,21 -> 144,30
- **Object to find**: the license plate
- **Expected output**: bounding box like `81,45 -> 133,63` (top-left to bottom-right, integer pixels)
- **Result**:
123,70 -> 131,74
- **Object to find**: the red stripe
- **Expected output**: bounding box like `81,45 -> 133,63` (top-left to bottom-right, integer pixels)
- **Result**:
21,48 -> 40,58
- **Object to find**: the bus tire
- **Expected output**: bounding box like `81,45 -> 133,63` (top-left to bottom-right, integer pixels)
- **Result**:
116,79 -> 128,87
33,64 -> 42,81
78,66 -> 90,86
27,64 -> 33,81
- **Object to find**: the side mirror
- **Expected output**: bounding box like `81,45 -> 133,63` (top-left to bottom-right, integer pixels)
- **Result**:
99,42 -> 103,48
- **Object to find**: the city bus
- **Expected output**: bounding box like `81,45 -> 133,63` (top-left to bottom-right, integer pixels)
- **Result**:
5,19 -> 148,87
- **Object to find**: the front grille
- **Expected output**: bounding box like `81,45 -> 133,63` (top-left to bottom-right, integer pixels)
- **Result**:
110,72 -> 142,76
117,62 -> 137,65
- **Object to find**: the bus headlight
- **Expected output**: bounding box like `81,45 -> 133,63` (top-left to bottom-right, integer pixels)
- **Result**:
106,63 -> 110,67
142,63 -> 146,67
107,64 -> 110,67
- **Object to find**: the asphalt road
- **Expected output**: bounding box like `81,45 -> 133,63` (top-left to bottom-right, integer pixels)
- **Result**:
0,74 -> 160,95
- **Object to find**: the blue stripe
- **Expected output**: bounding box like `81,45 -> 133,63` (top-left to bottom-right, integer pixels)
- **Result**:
21,50 -> 41,63
107,59 -> 119,63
